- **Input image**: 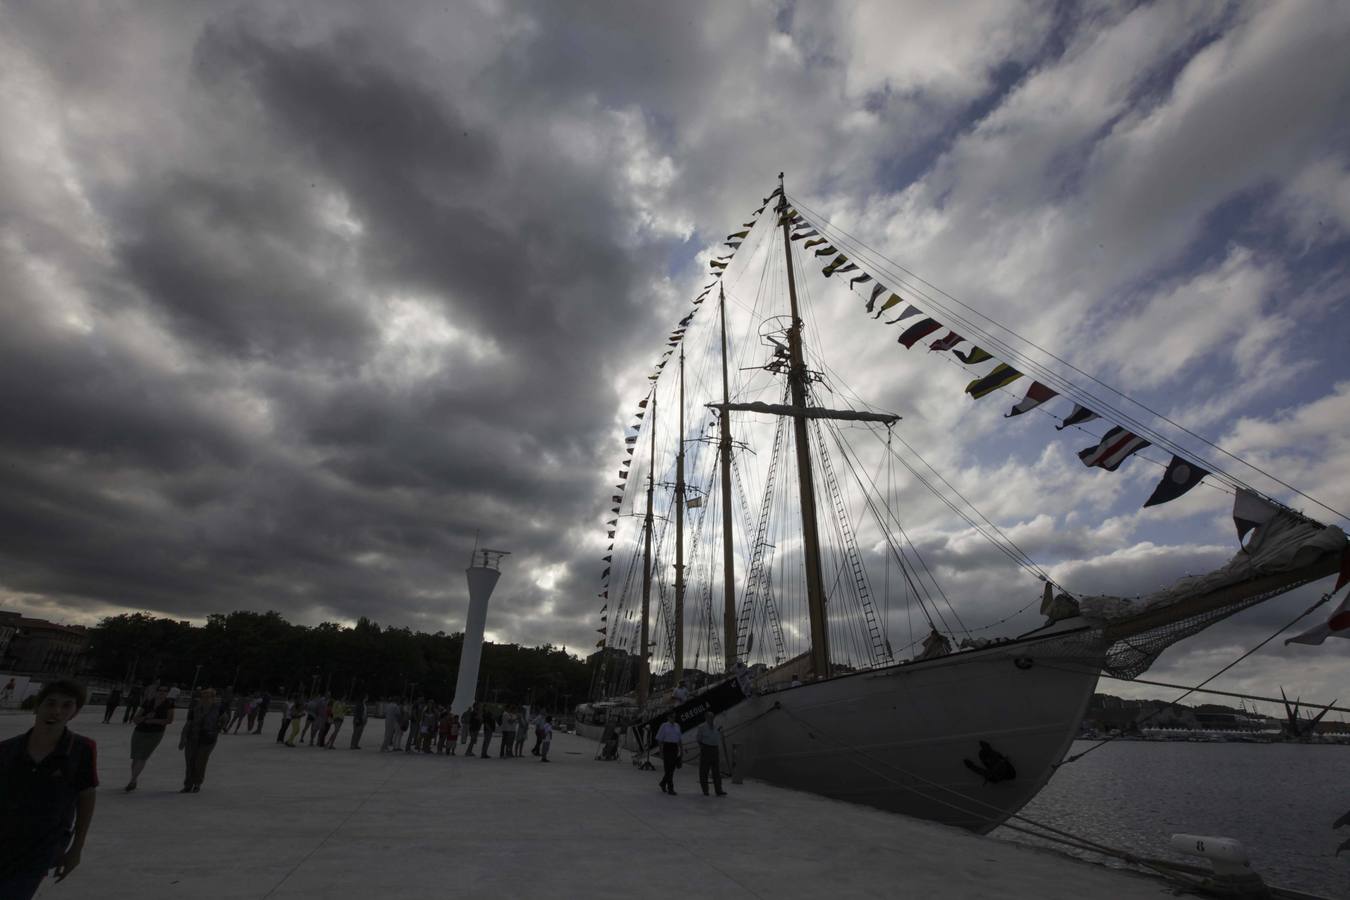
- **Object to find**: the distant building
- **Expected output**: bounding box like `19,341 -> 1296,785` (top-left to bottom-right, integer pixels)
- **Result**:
0,612 -> 91,676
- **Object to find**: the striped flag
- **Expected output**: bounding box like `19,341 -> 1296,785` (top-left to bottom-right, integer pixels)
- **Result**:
1005,382 -> 1058,417
965,363 -> 1023,399
1056,404 -> 1098,431
1078,427 -> 1150,471
898,319 -> 943,348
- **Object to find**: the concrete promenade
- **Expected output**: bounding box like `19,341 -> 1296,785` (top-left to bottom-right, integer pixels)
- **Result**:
4,710 -> 1173,899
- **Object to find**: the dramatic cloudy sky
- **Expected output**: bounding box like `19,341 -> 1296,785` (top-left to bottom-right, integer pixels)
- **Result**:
2,1 -> 1347,714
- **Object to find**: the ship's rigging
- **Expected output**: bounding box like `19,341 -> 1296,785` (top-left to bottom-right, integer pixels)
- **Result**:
593,175 -> 1347,705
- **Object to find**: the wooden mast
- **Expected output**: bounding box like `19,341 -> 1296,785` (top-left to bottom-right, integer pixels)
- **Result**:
673,345 -> 686,686
777,174 -> 831,679
718,283 -> 737,673
638,393 -> 656,707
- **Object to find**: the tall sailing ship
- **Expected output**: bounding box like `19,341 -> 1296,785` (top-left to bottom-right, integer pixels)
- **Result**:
581,176 -> 1348,834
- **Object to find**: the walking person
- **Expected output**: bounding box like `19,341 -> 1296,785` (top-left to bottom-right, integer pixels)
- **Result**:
102,684 -> 123,724
179,688 -> 223,793
479,706 -> 497,759
349,695 -> 368,749
465,704 -> 482,754
538,716 -> 553,763
325,698 -> 347,749
243,696 -> 259,734
655,713 -> 683,795
404,698 -> 423,752
253,691 -> 271,734
0,680 -> 98,900
125,684 -> 175,792
696,712 -> 727,797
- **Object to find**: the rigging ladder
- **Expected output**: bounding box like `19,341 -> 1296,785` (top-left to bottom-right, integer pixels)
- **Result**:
812,418 -> 891,667
735,416 -> 789,664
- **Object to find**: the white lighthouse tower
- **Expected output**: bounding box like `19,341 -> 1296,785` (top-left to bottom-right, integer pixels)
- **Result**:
450,547 -> 508,718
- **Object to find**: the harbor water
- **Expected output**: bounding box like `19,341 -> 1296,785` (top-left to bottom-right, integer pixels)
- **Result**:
997,739 -> 1350,898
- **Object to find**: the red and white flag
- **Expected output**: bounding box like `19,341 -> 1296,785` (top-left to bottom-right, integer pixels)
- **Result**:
1005,382 -> 1058,417
1078,426 -> 1150,472
1286,549 -> 1350,646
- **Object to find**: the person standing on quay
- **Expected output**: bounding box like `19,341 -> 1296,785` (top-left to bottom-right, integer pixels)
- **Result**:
0,680 -> 98,900
285,697 -> 305,747
122,682 -> 143,723
498,707 -> 517,758
696,713 -> 727,797
465,704 -> 482,754
102,684 -> 122,724
179,688 -> 223,792
380,697 -> 401,752
538,716 -> 553,763
655,713 -> 683,795
325,698 -> 347,749
298,695 -> 318,745
253,690 -> 271,734
514,710 -> 528,757
531,711 -> 546,756
479,706 -> 497,759
349,695 -> 368,749
311,694 -> 330,747
277,694 -> 297,743
125,684 -> 174,792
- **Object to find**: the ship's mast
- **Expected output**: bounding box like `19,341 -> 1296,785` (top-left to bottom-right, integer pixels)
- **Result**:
717,284 -> 737,673
673,346 -> 686,685
777,174 -> 831,678
638,393 -> 656,707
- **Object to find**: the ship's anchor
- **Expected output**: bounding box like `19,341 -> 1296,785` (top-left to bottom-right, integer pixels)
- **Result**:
963,740 -> 1016,783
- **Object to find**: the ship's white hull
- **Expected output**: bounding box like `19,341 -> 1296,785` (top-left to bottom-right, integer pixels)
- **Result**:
583,626 -> 1103,833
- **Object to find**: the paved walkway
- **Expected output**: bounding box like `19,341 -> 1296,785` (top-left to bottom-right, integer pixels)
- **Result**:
4,710 -> 1174,899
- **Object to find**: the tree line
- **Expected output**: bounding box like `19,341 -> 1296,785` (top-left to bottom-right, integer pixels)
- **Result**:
86,611 -> 591,711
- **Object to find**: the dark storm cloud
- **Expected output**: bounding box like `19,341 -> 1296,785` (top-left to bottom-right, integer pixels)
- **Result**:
0,3 -> 686,638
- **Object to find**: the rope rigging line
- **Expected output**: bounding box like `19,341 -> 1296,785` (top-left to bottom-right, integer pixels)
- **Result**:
785,192 -> 1349,526
1092,673 -> 1350,718
1053,587 -> 1340,767
820,421 -> 954,637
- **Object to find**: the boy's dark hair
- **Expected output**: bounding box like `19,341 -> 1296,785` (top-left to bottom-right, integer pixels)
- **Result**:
36,679 -> 87,709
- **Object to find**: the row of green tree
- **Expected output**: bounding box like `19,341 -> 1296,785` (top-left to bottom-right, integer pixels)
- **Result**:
87,611 -> 591,711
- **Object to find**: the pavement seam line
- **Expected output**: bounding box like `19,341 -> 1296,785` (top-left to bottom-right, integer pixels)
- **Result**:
259,751 -> 409,898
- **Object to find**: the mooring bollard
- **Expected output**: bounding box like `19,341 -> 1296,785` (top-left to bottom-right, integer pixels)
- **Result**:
1169,834 -> 1268,898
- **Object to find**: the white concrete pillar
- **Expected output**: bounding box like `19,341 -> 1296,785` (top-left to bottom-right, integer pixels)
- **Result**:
451,553 -> 504,717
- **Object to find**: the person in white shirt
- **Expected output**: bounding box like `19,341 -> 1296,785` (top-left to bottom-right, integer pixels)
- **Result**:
654,713 -> 683,795
672,681 -> 689,704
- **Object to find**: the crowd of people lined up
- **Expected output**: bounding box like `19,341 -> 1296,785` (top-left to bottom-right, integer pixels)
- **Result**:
96,683 -> 560,797
3,679 -> 561,899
